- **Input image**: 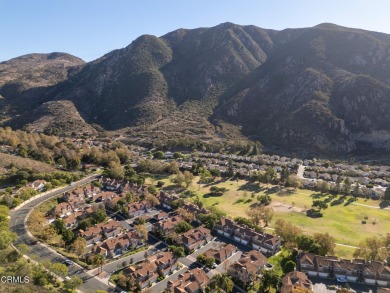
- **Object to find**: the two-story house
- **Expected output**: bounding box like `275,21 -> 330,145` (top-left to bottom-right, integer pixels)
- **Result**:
182,227 -> 212,251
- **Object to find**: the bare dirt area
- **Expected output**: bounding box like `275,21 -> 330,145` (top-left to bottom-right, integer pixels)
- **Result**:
269,201 -> 305,213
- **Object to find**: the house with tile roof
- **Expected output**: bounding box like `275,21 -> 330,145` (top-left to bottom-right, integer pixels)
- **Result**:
153,215 -> 185,238
228,250 -> 268,284
158,192 -> 180,210
126,252 -> 178,289
127,200 -> 152,218
166,268 -> 210,293
214,217 -> 281,255
204,244 -> 237,264
91,230 -> 142,258
78,220 -> 122,245
297,251 -> 390,286
181,227 -> 212,251
280,271 -> 313,293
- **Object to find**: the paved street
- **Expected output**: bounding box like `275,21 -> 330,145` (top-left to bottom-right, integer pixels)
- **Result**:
100,241 -> 167,274
10,175 -> 112,293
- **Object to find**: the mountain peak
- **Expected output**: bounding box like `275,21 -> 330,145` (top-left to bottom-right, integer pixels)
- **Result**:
2,23 -> 390,157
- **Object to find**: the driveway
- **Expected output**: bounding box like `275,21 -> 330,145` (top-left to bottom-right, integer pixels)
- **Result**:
309,276 -> 379,293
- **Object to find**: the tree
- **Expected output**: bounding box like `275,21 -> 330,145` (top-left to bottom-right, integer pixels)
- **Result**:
0,230 -> 16,249
175,221 -> 192,234
153,151 -> 165,160
40,226 -> 57,241
317,181 -> 330,194
171,171 -> 185,187
312,200 -> 328,211
62,229 -> 74,244
354,235 -> 388,261
209,273 -> 234,293
183,171 -> 194,188
166,160 -> 180,174
169,245 -> 185,258
226,160 -> 234,177
296,235 -> 320,254
343,178 -> 351,195
259,269 -> 280,292
283,260 -> 296,273
197,254 -> 207,264
67,158 -> 81,170
286,174 -> 301,189
147,185 -> 158,195
146,193 -> 160,207
265,167 -> 276,183
93,254 -> 105,274
209,169 -> 221,178
335,176 -> 342,194
135,224 -> 148,243
197,207 -> 225,229
246,206 -> 274,227
280,167 -> 290,182
174,152 -> 184,159
16,243 -> 30,255
52,218 -> 66,235
50,263 -> 68,278
205,256 -> 215,268
69,237 -> 87,259
199,167 -> 213,183
64,275 -> 83,290
353,182 -> 361,197
274,219 -> 303,247
193,195 -> 204,209
177,208 -> 195,223
92,203 -> 107,223
384,186 -> 390,201
105,161 -> 124,180
313,233 -> 336,256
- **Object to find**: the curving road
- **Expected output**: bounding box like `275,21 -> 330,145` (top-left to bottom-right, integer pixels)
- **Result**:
10,174 -> 113,293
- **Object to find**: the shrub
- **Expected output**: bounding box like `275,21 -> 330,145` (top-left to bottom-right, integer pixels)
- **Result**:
306,209 -> 323,218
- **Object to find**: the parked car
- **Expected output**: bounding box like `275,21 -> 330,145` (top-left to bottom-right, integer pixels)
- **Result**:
212,263 -> 218,269
336,277 -> 348,283
63,259 -> 73,266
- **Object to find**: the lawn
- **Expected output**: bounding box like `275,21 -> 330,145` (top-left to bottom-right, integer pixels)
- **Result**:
154,175 -> 390,247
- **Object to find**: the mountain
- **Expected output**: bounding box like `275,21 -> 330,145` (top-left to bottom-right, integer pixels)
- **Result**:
0,52 -> 85,123
1,23 -> 390,157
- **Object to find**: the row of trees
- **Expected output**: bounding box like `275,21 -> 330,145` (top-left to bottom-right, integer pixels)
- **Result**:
354,234 -> 390,262
274,219 -> 336,256
0,126 -> 132,170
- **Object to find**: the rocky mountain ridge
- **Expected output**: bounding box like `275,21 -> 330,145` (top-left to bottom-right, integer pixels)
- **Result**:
1,23 -> 390,157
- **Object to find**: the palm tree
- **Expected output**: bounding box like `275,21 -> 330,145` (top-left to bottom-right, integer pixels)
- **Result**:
93,254 -> 105,274
209,273 -> 234,293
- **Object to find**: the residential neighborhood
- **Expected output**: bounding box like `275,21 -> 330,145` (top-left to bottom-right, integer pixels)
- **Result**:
36,175 -> 390,293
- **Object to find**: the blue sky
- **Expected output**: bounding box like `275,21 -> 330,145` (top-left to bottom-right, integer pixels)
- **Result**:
2,0 -> 390,62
